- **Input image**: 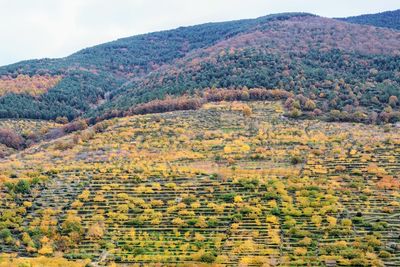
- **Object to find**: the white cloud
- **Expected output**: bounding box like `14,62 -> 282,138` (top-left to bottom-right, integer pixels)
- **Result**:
0,0 -> 398,66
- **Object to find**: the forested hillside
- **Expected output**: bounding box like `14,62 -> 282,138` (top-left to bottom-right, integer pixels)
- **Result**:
338,9 -> 400,30
0,13 -> 307,120
98,16 -> 400,124
0,12 -> 399,124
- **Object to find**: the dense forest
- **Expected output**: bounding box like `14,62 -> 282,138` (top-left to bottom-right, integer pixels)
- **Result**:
0,13 -> 308,120
0,11 -> 399,123
339,9 -> 400,30
97,16 -> 400,124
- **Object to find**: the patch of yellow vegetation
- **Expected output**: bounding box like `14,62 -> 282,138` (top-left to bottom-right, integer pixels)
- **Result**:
0,74 -> 62,96
0,254 -> 90,267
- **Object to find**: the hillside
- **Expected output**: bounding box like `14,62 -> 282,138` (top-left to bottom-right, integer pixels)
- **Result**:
0,12 -> 399,124
0,13 -> 307,120
100,15 -> 400,124
338,9 -> 400,30
1,8 -> 400,267
0,101 -> 399,266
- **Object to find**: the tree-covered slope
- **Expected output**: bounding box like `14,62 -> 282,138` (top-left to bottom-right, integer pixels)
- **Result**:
0,12 -> 399,123
0,13 -> 309,120
338,9 -> 400,30
98,16 -> 400,123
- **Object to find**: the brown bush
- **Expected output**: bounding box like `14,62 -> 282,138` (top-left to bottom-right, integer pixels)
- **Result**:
63,119 -> 89,133
0,128 -> 24,149
129,96 -> 204,115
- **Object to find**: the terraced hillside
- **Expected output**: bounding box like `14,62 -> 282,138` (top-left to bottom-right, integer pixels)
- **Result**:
0,101 -> 398,266
0,119 -> 60,136
0,119 -> 61,158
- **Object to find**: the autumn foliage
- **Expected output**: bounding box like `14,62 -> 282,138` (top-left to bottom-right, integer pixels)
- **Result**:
0,74 -> 62,96
128,96 -> 204,115
0,101 -> 399,265
128,88 -> 292,115
96,87 -> 294,121
0,128 -> 24,149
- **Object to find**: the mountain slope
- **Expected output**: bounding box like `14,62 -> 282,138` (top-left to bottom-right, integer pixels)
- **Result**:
96,15 -> 400,123
0,12 -> 399,123
338,9 -> 400,30
0,13 -> 308,120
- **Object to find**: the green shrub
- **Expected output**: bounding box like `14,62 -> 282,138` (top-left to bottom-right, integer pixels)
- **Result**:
207,218 -> 219,227
220,193 -> 236,203
238,178 -> 259,189
126,218 -> 144,226
199,252 -> 216,263
187,218 -> 198,226
271,207 -> 281,215
290,156 -> 304,165
15,180 -> 31,194
379,250 -> 391,258
0,228 -> 12,239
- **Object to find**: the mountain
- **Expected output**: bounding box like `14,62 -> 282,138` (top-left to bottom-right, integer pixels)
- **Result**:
0,12 -> 399,124
338,9 -> 400,30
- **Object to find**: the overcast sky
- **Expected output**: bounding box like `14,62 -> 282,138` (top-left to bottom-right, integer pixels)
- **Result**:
0,0 -> 398,66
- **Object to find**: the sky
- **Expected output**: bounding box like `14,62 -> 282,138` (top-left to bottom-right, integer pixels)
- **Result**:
0,0 -> 398,66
